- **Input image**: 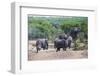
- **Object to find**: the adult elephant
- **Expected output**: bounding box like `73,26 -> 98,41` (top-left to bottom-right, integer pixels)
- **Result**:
36,39 -> 48,53
67,35 -> 73,49
54,36 -> 67,52
70,27 -> 81,40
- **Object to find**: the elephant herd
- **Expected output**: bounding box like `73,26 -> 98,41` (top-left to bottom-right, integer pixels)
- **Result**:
36,34 -> 72,53
35,27 -> 86,53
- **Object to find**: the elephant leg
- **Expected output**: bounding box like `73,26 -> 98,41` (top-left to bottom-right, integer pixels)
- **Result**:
68,41 -> 71,49
36,47 -> 41,53
69,45 -> 71,49
63,48 -> 66,51
36,48 -> 39,53
46,45 -> 48,49
56,48 -> 58,52
56,48 -> 60,52
43,47 -> 45,50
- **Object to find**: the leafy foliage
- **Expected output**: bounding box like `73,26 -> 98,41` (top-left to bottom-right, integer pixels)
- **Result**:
28,16 -> 88,42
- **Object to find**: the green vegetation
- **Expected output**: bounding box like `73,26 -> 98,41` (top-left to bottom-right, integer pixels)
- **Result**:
28,16 -> 88,41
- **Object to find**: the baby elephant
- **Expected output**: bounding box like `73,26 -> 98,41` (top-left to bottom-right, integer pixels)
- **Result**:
36,39 -> 48,53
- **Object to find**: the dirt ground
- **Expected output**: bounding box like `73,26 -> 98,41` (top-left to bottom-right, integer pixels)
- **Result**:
28,49 -> 88,61
28,40 -> 88,61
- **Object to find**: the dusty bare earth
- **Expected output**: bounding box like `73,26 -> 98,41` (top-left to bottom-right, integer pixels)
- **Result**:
28,49 -> 88,61
28,40 -> 88,61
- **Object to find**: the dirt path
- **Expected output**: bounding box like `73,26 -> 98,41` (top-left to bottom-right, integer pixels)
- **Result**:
28,49 -> 88,61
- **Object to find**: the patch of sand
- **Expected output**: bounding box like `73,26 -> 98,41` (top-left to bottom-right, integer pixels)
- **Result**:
28,49 -> 88,61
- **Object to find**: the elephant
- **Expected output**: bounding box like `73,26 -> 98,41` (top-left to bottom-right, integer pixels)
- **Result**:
70,27 -> 81,40
54,34 -> 73,52
67,35 -> 73,49
36,39 -> 48,53
54,37 -> 67,52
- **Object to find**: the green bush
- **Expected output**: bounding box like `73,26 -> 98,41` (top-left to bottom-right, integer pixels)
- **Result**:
28,16 -> 88,42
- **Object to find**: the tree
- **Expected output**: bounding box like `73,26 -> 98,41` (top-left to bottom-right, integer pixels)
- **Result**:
28,16 -> 88,42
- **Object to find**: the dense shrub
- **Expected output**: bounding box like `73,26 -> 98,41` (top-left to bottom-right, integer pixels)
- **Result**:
28,16 -> 88,43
